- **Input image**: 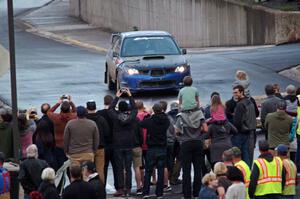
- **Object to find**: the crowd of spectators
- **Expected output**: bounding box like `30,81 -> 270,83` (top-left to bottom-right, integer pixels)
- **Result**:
0,70 -> 300,199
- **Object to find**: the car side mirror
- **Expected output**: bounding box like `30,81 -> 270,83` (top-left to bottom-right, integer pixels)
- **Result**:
182,48 -> 187,55
113,52 -> 119,57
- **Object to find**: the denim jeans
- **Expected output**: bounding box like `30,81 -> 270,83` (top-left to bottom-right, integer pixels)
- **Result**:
143,147 -> 166,197
296,135 -> 300,171
232,133 -> 250,166
280,196 -> 294,199
113,149 -> 133,190
104,147 -> 119,189
181,140 -> 204,199
166,143 -> 174,172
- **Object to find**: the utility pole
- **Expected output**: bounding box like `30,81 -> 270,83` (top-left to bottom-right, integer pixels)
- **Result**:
7,0 -> 20,161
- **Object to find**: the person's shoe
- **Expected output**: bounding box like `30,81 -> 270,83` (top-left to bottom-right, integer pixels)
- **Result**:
163,185 -> 172,192
124,189 -> 131,197
136,188 -> 143,196
142,194 -> 151,199
113,189 -> 124,197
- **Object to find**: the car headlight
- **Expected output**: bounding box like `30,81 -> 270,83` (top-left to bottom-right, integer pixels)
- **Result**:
175,65 -> 186,73
127,68 -> 139,75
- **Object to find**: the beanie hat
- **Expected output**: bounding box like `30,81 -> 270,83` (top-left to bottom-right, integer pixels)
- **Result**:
77,106 -> 87,118
118,101 -> 128,112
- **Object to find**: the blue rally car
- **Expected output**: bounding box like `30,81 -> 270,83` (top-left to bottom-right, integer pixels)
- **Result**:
104,31 -> 190,92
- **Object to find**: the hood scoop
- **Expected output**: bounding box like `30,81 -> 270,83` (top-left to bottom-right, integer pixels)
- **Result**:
143,55 -> 165,60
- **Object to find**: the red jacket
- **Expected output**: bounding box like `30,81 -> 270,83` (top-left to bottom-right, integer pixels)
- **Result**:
47,102 -> 76,148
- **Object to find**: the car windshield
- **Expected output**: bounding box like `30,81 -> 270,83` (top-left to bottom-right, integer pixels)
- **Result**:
121,36 -> 181,57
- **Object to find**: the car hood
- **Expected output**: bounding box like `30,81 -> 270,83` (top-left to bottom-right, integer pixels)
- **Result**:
122,55 -> 187,69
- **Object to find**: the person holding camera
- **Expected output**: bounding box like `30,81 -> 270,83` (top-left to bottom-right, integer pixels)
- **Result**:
47,95 -> 77,167
47,95 -> 76,148
108,88 -> 138,197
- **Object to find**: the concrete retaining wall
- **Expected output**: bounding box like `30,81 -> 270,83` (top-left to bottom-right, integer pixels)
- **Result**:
69,0 -> 300,47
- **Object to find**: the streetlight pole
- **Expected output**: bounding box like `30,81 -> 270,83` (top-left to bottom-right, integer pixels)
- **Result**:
7,0 -> 20,161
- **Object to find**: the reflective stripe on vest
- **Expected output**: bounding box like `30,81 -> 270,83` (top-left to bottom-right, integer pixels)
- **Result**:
282,159 -> 297,195
254,157 -> 283,196
235,160 -> 251,199
297,105 -> 300,135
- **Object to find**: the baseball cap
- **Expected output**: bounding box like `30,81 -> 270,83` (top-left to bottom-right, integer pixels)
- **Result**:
276,144 -> 288,155
231,147 -> 242,157
82,161 -> 96,173
86,100 -> 96,111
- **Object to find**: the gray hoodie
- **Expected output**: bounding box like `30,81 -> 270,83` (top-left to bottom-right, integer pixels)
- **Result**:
175,109 -> 205,143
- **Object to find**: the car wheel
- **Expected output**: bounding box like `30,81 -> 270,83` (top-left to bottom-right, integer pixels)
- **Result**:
116,74 -> 121,91
107,67 -> 115,90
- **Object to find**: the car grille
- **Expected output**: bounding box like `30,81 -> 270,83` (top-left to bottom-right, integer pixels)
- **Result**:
138,68 -> 176,76
140,80 -> 176,88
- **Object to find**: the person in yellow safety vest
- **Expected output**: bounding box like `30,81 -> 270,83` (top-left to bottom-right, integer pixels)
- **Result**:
231,147 -> 251,199
296,88 -> 300,171
276,144 -> 297,199
248,140 -> 286,199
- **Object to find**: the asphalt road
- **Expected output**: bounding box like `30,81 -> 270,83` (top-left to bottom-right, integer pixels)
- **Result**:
1,0 -> 300,197
1,0 -> 300,109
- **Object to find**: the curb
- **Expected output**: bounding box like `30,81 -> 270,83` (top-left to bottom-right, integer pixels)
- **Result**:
28,28 -> 108,53
15,0 -> 108,54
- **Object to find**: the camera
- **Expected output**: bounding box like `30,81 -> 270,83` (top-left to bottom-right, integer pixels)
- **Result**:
61,95 -> 69,100
120,88 -> 127,93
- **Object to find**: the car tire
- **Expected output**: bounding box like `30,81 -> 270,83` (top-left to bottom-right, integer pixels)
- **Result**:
107,68 -> 115,90
116,74 -> 121,91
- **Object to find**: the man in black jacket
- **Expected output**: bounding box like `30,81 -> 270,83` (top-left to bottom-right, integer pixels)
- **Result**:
18,144 -> 48,199
140,103 -> 170,199
33,103 -> 54,144
108,88 -> 137,197
96,95 -> 119,190
86,100 -> 110,185
62,164 -> 97,199
82,161 -> 106,199
232,85 -> 257,166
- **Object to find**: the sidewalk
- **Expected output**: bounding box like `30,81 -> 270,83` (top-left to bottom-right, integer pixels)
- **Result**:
17,0 -> 111,53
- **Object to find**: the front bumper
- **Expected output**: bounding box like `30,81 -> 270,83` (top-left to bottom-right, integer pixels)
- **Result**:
119,70 -> 191,92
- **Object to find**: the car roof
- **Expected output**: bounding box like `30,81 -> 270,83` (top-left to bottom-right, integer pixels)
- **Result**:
120,31 -> 171,38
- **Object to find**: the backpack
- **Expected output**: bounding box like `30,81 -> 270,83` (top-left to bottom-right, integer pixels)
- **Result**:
0,167 -> 10,194
241,99 -> 257,133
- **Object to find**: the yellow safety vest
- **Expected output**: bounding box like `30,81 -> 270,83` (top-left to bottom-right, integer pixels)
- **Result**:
254,157 -> 283,196
235,160 -> 251,199
282,159 -> 297,196
297,95 -> 300,135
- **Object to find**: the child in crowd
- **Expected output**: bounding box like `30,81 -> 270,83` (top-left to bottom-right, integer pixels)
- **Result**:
225,166 -> 246,199
232,70 -> 250,97
199,172 -> 218,199
178,76 -> 200,111
209,94 -> 226,124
